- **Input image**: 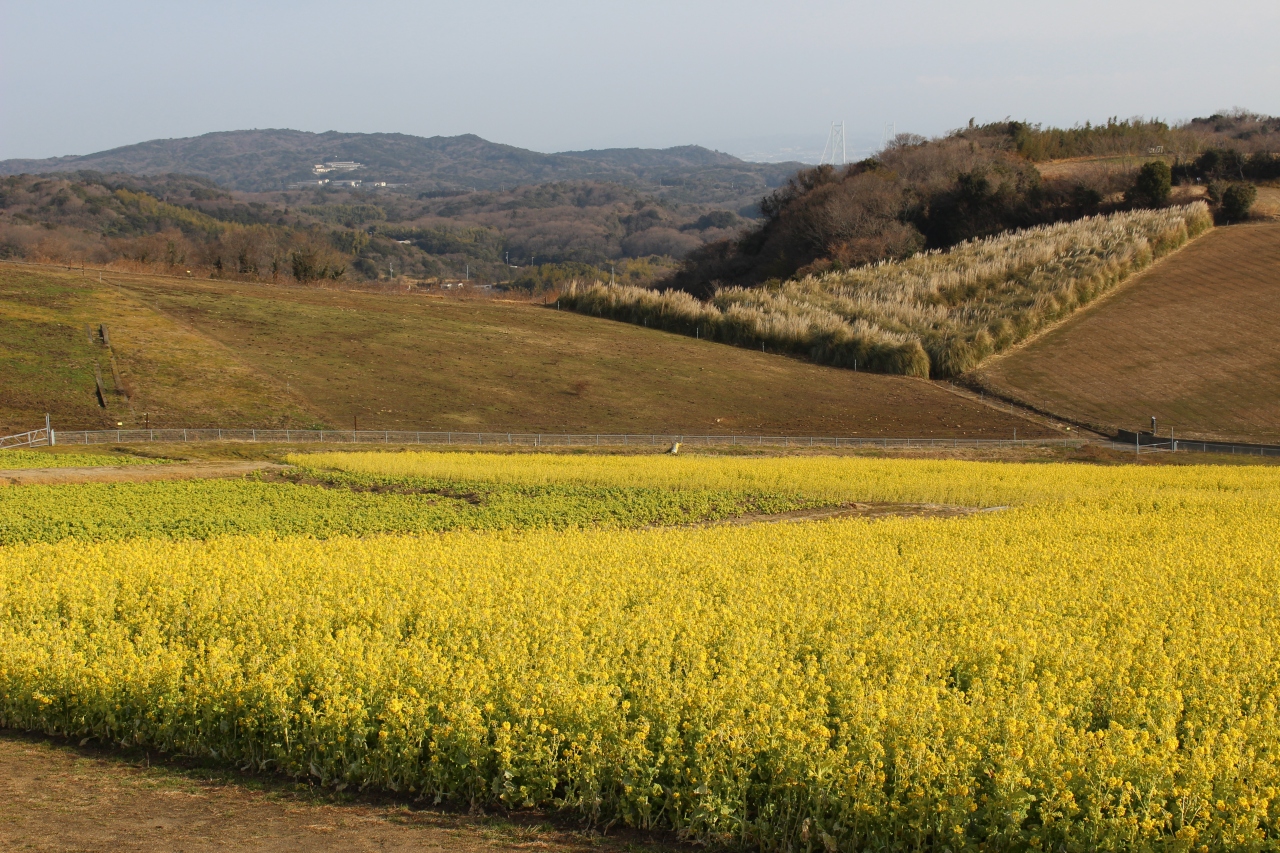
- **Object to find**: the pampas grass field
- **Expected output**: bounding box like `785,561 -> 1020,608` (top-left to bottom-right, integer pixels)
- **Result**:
561,203 -> 1211,377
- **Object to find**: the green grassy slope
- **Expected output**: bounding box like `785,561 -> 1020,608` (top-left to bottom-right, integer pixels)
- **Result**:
0,267 -> 319,432
1,263 -> 1053,438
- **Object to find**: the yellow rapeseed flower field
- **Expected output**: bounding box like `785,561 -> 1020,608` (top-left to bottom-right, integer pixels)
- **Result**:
0,450 -> 160,470
2,453 -> 1279,851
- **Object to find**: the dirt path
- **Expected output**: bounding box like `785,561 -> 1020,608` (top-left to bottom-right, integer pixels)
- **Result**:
704,501 -> 1001,527
0,461 -> 283,486
0,734 -> 663,853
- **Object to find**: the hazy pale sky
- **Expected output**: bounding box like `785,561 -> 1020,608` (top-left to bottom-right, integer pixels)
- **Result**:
2,0 -> 1278,162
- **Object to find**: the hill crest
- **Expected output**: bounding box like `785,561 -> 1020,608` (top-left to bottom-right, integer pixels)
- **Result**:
0,129 -> 801,202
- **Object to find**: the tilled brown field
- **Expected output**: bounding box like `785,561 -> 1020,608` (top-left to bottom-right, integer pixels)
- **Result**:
974,223 -> 1280,443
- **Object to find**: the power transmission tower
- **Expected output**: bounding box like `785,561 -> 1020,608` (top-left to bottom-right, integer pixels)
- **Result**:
819,121 -> 847,166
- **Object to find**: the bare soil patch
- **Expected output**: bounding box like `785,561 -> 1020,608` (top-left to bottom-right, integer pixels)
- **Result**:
0,733 -> 672,853
975,223 -> 1280,443
705,502 -> 999,527
256,467 -> 483,502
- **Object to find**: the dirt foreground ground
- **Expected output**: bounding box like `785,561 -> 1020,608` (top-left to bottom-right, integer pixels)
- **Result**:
0,733 -> 669,853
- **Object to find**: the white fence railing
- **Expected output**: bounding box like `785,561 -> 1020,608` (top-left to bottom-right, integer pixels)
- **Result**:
1114,430 -> 1280,458
0,417 -> 54,450
42,428 -> 1085,450
0,428 -> 53,450
15,426 -> 1278,456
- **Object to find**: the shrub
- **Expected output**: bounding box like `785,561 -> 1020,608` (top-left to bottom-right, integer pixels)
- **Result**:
1126,160 -> 1172,208
290,246 -> 345,282
1221,183 -> 1258,222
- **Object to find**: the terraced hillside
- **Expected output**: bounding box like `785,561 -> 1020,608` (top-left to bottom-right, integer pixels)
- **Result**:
0,264 -> 1050,438
974,223 -> 1280,443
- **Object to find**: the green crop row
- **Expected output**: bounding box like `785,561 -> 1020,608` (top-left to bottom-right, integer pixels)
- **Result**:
0,450 -> 162,470
0,467 -> 824,545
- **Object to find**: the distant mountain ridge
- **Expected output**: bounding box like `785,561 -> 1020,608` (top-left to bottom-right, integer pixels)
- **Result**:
0,129 -> 803,206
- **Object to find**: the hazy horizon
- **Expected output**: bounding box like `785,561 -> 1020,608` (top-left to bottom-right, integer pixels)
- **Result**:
2,0 -> 1278,163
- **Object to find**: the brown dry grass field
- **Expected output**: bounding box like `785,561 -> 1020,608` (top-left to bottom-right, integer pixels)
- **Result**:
974,222 -> 1280,443
1254,185 -> 1280,219
1034,154 -> 1155,181
0,263 -> 1052,439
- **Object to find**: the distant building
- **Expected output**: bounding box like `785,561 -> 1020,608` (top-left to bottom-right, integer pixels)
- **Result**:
329,179 -> 362,188
312,161 -> 364,175
287,179 -> 330,188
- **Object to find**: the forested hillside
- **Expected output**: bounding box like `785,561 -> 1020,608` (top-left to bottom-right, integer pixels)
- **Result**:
668,111 -> 1278,296
3,114 -> 1274,292
0,172 -> 744,284
0,129 -> 800,209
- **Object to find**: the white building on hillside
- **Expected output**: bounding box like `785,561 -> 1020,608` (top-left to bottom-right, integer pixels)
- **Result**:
313,161 -> 364,175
